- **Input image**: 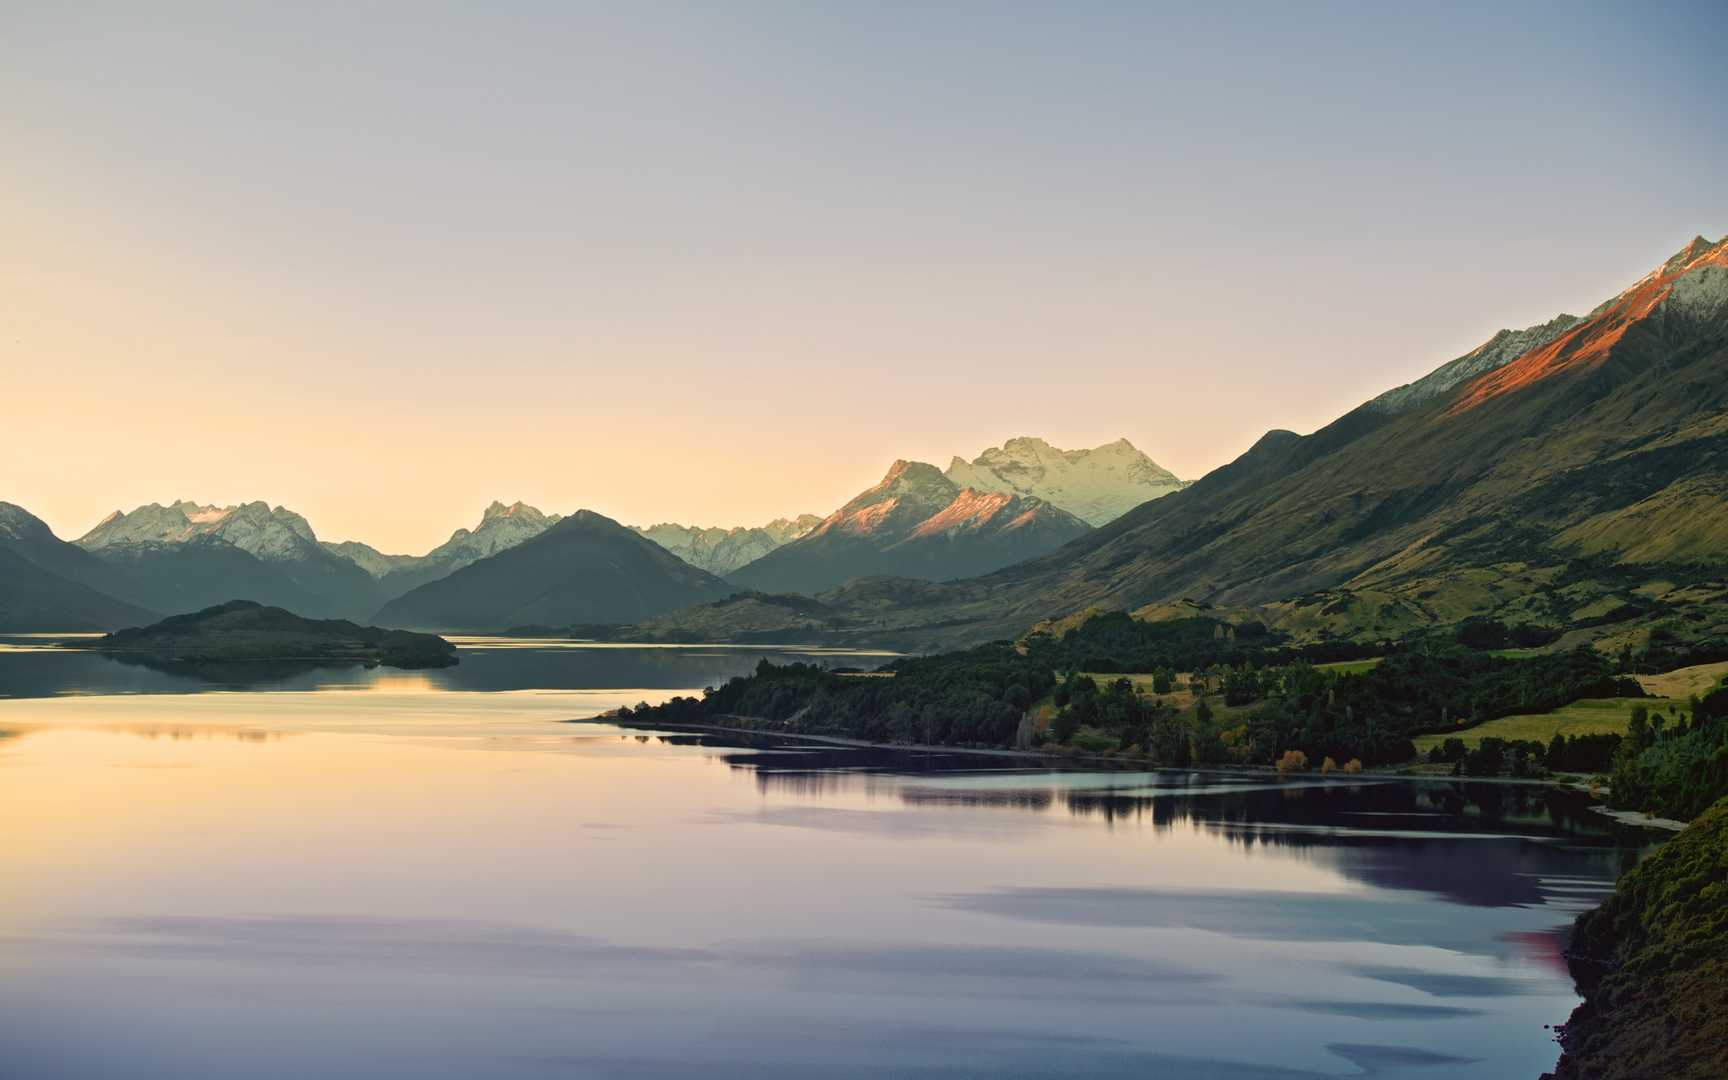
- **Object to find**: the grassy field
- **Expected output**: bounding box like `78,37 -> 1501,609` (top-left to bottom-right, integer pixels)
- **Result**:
1315,657 -> 1383,675
1410,660 -> 1727,754
1410,698 -> 1678,753
1038,660 -> 1726,755
1637,659 -> 1728,699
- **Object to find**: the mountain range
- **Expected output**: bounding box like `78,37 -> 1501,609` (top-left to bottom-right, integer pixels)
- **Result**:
6,233 -> 1721,644
356,501 -> 564,599
631,516 -> 822,576
708,233 -> 1728,648
726,460 -> 1094,595
373,511 -> 735,630
1,434 -> 1180,630
76,500 -> 381,620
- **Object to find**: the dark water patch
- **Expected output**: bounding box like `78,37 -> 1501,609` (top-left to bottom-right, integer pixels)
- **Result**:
1327,1043 -> 1480,1072
1346,965 -> 1546,998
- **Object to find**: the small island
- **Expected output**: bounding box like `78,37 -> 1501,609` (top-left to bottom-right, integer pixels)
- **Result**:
69,599 -> 459,669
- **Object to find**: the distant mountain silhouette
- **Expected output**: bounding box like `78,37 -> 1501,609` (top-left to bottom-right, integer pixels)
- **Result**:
0,502 -> 158,630
632,515 -> 821,576
365,501 -> 562,599
373,510 -> 735,630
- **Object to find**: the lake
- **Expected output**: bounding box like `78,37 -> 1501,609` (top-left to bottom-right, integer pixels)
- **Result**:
0,638 -> 1655,1079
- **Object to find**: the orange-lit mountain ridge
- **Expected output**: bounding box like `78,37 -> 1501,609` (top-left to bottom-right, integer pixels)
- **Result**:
768,233 -> 1728,647
728,460 -> 1091,595
1446,234 -> 1728,415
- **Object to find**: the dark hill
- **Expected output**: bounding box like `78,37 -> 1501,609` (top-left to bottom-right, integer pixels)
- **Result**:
0,502 -> 159,630
74,599 -> 456,667
373,510 -> 735,630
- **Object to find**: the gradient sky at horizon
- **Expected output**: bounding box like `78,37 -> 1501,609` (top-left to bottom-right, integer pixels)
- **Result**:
5,2 -> 1726,553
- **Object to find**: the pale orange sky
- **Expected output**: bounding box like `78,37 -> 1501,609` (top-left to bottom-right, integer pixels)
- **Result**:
4,5 -> 1724,554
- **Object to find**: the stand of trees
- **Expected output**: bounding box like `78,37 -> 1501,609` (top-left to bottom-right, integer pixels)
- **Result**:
632,642 -> 1054,748
1608,689 -> 1728,820
624,611 -> 1721,791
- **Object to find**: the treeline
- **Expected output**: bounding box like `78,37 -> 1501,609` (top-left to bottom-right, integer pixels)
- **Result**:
1609,688 -> 1728,820
1021,612 -> 1381,673
626,611 -> 1664,774
634,642 -> 1054,748
1032,634 -> 1636,768
1046,674 -> 1226,763
1423,731 -> 1623,779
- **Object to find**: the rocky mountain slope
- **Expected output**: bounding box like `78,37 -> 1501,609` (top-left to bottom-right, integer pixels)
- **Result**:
372,510 -> 735,630
945,437 -> 1187,525
727,461 -> 1092,596
0,503 -> 158,631
319,540 -> 421,579
632,515 -> 820,576
77,500 -> 381,619
744,234 -> 1728,647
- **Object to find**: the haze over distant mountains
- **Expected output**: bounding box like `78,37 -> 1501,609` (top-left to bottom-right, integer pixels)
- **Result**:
632,516 -> 822,576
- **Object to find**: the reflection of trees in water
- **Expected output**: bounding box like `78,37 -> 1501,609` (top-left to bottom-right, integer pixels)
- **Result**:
898,787 -> 1057,812
101,653 -> 373,689
119,726 -> 288,744
1055,779 -> 1643,908
700,729 -> 1653,910
2,645 -> 856,699
663,729 -> 1655,910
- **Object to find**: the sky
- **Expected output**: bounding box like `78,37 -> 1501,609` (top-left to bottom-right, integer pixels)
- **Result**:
4,2 -> 1725,554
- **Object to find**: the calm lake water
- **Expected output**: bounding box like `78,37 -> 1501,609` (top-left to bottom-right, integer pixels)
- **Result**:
0,638 -> 1656,1079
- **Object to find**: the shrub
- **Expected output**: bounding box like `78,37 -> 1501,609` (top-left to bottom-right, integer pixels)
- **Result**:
1276,749 -> 1309,773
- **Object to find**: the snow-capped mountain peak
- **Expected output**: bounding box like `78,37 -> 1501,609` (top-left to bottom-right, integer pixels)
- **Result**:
631,514 -> 822,575
944,437 -> 1186,526
75,500 -> 327,562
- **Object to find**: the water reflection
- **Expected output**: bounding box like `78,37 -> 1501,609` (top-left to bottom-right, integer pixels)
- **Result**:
0,662 -> 1667,1080
0,636 -> 888,698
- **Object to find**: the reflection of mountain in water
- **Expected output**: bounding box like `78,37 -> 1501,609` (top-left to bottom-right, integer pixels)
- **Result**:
0,644 -> 869,699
